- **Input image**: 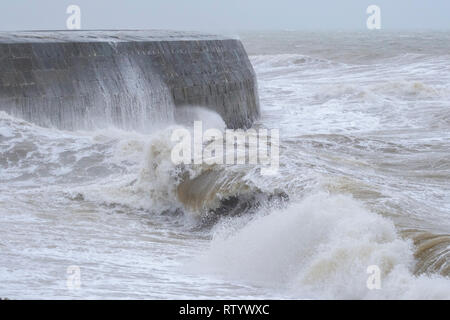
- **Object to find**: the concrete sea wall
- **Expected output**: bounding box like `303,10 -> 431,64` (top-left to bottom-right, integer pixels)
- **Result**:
0,30 -> 259,130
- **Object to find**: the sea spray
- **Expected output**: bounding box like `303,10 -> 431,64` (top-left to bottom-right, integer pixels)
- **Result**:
191,193 -> 450,299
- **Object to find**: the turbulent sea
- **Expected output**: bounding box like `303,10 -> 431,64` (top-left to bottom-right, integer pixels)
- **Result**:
1,31 -> 449,299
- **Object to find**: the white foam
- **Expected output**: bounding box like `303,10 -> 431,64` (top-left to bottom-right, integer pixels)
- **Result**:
192,193 -> 450,299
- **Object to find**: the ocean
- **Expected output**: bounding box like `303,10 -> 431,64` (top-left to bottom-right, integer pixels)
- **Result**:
0,31 -> 449,299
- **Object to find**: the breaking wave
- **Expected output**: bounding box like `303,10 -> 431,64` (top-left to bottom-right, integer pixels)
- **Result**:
192,193 -> 450,299
0,109 -> 284,222
1,103 -> 449,300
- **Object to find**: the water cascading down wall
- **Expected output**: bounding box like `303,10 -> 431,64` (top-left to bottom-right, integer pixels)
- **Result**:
0,30 -> 259,130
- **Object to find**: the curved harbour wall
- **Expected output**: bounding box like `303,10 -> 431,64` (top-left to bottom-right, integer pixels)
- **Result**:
0,30 -> 259,130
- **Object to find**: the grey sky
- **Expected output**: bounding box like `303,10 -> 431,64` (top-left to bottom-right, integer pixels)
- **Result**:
1,0 -> 449,32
